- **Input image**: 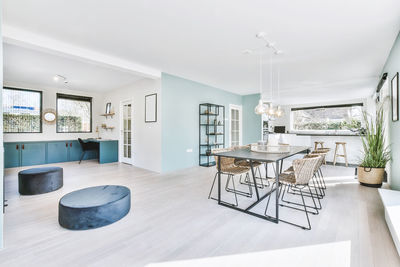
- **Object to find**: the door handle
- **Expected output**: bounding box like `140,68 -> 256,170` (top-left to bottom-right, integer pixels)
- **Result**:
70,143 -> 72,147
16,144 -> 19,150
66,142 -> 68,147
22,144 -> 24,150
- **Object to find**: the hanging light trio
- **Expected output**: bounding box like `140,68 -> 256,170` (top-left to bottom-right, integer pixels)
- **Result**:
250,32 -> 285,119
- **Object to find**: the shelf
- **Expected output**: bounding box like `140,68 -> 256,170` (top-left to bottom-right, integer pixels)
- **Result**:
102,126 -> 115,130
100,113 -> 115,118
200,162 -> 216,167
200,144 -> 223,146
199,103 -> 224,168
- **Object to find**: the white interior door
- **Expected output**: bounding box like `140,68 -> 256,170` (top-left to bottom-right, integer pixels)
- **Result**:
229,104 -> 242,147
120,100 -> 133,164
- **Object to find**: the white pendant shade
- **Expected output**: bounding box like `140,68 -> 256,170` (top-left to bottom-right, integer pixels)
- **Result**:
254,99 -> 266,115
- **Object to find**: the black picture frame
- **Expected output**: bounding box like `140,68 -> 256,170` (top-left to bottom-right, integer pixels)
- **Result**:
145,93 -> 157,123
105,102 -> 111,114
392,73 -> 399,122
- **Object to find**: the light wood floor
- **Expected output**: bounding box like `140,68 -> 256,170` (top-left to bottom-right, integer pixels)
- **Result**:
1,160 -> 399,267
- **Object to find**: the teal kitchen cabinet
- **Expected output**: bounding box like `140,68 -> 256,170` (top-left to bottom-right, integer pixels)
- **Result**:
21,142 -> 46,166
4,139 -> 118,168
47,141 -> 69,163
99,140 -> 119,163
68,141 -> 83,161
4,142 -> 20,168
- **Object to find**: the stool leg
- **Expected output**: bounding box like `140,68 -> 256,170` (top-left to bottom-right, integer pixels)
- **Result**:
333,145 -> 338,166
343,144 -> 348,167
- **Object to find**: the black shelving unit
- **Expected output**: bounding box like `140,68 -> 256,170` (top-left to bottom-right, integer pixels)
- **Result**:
199,103 -> 225,167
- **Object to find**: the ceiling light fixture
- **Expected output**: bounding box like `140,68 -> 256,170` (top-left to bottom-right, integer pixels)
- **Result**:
247,32 -> 284,119
53,74 -> 68,84
254,53 -> 267,115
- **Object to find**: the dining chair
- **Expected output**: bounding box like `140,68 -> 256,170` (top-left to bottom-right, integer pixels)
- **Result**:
208,148 -> 253,206
231,145 -> 268,189
264,155 -> 321,230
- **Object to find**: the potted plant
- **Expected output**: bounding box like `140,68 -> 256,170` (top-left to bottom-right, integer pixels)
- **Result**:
358,108 -> 391,188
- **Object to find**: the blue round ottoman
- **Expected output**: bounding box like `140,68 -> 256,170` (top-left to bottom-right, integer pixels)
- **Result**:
59,185 -> 131,230
18,167 -> 63,195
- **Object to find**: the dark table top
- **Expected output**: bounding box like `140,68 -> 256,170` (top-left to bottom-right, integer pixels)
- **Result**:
213,146 -> 310,162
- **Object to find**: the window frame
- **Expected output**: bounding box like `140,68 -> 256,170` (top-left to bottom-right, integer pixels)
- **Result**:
56,93 -> 93,133
290,103 -> 364,133
3,87 -> 43,134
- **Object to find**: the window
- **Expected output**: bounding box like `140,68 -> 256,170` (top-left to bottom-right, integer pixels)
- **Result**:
291,103 -> 363,132
3,87 -> 42,133
57,93 -> 92,133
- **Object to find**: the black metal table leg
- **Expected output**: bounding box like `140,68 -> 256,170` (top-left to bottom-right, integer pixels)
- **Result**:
275,161 -> 280,221
250,160 -> 260,201
218,155 -> 221,204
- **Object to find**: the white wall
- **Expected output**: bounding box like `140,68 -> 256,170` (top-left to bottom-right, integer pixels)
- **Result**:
3,82 -> 103,142
101,78 -> 162,173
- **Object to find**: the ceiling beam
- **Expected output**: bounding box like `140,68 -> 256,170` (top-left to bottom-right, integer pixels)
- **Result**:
3,25 -> 161,79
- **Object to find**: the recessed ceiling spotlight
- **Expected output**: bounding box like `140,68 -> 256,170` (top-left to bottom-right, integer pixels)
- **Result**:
256,32 -> 267,39
274,50 -> 283,55
53,75 -> 68,83
266,42 -> 275,48
242,49 -> 253,54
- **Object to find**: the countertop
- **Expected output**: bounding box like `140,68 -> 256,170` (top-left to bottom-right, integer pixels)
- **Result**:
269,132 -> 362,137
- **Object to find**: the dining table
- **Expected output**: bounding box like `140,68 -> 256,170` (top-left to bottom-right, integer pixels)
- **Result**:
214,146 -> 310,224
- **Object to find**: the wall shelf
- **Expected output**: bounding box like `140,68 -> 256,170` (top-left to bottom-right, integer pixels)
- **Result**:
100,113 -> 115,118
199,103 -> 225,167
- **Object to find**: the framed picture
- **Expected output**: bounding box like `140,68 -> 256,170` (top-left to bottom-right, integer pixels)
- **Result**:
145,93 -> 157,123
105,102 -> 111,114
392,73 -> 399,122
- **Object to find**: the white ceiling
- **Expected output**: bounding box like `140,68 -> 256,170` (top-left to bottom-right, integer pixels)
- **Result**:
3,0 -> 400,102
3,43 -> 144,92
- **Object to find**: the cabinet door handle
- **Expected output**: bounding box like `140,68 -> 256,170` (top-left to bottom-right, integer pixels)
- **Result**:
22,144 -> 24,150
66,142 -> 68,147
16,144 -> 19,150
70,143 -> 72,147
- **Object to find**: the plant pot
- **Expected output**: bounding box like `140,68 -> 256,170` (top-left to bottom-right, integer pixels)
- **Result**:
357,166 -> 385,188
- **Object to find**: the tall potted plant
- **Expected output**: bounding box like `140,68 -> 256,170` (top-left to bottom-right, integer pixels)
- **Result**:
358,108 -> 391,188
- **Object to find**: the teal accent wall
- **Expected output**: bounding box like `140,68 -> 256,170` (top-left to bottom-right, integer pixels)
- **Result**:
242,94 -> 262,145
161,73 -> 246,172
382,31 -> 400,190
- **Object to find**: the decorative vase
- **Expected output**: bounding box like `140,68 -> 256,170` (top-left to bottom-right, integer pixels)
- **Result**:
357,166 -> 385,188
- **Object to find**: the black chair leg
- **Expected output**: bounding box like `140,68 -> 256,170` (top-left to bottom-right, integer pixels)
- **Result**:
208,172 -> 218,199
79,151 -> 85,164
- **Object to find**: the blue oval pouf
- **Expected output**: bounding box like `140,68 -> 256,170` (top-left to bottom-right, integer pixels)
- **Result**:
19,167 -> 63,195
59,185 -> 131,230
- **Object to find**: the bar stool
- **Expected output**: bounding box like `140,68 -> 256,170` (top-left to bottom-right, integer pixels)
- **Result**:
333,142 -> 348,167
314,141 -> 324,150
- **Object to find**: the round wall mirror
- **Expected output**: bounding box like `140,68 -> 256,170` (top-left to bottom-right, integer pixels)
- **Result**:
43,109 -> 56,124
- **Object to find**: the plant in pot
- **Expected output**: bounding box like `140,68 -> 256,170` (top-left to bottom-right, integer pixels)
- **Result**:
358,108 -> 391,188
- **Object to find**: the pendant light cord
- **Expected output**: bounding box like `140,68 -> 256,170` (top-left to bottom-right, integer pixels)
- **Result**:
259,53 -> 262,96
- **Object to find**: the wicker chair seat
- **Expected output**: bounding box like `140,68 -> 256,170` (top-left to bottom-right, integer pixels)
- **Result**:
220,165 -> 250,175
234,159 -> 262,168
279,171 -> 297,184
